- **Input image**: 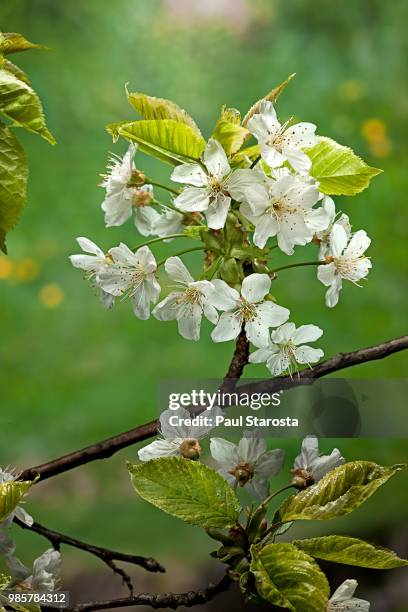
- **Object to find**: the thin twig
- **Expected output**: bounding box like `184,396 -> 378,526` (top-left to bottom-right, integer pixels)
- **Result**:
14,517 -> 165,596
70,574 -> 232,612
18,335 -> 408,484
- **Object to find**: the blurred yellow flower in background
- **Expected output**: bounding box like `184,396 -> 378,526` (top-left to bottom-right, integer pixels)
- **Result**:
14,258 -> 40,282
361,118 -> 392,158
339,80 -> 365,103
39,283 -> 64,308
0,256 -> 13,279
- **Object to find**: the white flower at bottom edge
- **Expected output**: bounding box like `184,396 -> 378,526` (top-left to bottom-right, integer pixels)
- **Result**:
317,224 -> 372,308
291,435 -> 345,488
69,237 -> 115,310
138,407 -> 223,461
327,579 -> 370,611
171,138 -> 261,230
249,322 -> 324,376
247,100 -> 317,174
210,274 -> 289,348
315,196 -> 351,259
97,244 -> 160,320
5,548 -> 61,592
152,256 -> 218,341
210,431 -> 285,500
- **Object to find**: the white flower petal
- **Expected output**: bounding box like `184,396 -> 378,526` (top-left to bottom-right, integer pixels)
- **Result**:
177,302 -> 203,341
241,273 -> 271,303
152,292 -> 183,321
134,206 -> 160,236
317,262 -> 336,287
255,448 -> 285,478
165,256 -> 194,285
330,224 -> 348,258
325,277 -> 342,308
135,245 -> 157,273
311,448 -> 345,481
138,439 -> 179,461
76,237 -> 104,256
266,352 -> 291,376
171,163 -> 208,187
174,187 -> 210,212
330,579 -> 358,602
284,147 -> 312,173
14,506 -> 34,527
203,302 -> 219,325
255,302 -> 290,330
238,435 -> 267,463
344,230 -> 371,259
261,144 -> 285,168
291,324 -> 323,345
205,193 -> 231,229
282,122 -> 317,149
253,215 -> 279,249
271,322 -> 297,344
210,437 -> 239,468
209,279 -> 239,311
102,191 -> 132,227
293,435 -> 319,471
204,139 -> 230,180
248,347 -> 274,364
245,478 -> 270,500
211,311 -> 241,342
293,345 -> 324,365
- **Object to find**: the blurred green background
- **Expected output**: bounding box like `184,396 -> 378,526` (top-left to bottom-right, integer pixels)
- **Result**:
1,0 -> 407,609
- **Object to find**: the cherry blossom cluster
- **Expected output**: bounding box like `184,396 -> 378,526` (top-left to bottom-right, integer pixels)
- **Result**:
70,101 -> 372,376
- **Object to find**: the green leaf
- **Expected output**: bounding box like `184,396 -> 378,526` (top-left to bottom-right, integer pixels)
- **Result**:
114,119 -> 205,166
0,121 -> 28,252
0,479 -> 32,522
127,457 -> 241,529
0,32 -> 46,55
242,73 -> 296,127
307,136 -> 382,195
279,462 -> 405,523
212,106 -> 249,156
294,535 -> 408,569
250,543 -> 329,611
126,89 -> 202,137
0,69 -> 55,143
0,59 -> 30,85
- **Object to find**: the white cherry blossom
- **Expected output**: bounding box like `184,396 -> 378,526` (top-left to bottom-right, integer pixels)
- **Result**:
328,579 -> 370,611
247,101 -> 317,173
241,173 -> 330,254
317,225 -> 371,308
101,144 -> 157,231
210,431 -> 285,499
315,196 -> 351,259
69,237 -> 115,309
171,138 -> 259,230
291,435 -> 345,488
210,274 -> 289,347
138,407 -> 222,461
97,244 -> 160,319
5,548 -> 61,592
249,322 -> 324,375
152,257 -> 218,341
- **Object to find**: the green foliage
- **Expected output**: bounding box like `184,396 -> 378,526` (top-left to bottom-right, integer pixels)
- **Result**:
0,121 -> 28,253
242,73 -> 296,127
279,462 -> 405,522
127,457 -> 241,529
0,32 -> 45,55
250,543 -> 329,611
212,106 -> 249,156
0,479 -> 32,522
0,69 -> 54,144
126,89 -> 202,137
111,119 -> 205,165
294,535 -> 408,569
307,136 -> 382,195
0,31 -> 54,250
